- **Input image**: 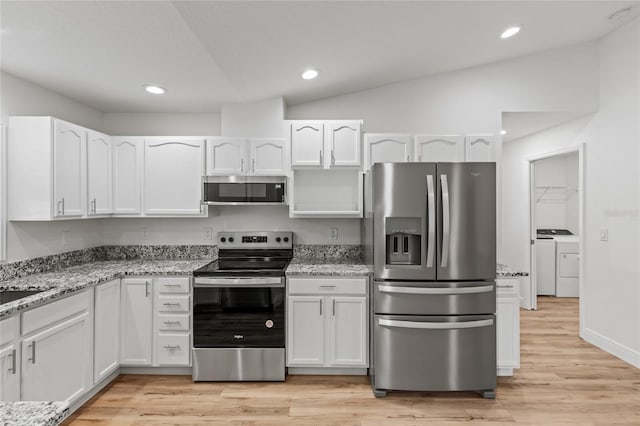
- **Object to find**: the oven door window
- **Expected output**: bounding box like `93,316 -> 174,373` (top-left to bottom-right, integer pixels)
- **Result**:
204,182 -> 284,203
193,287 -> 285,348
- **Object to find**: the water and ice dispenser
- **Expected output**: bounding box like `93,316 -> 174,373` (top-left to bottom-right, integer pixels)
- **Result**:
385,217 -> 421,265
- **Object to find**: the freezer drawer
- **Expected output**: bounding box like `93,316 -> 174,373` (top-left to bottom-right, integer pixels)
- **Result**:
373,314 -> 496,392
374,280 -> 495,315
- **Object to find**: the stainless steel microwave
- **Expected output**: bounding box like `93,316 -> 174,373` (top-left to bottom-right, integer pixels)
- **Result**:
202,176 -> 287,205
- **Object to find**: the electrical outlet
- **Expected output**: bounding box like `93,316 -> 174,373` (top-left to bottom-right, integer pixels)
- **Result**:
204,227 -> 213,240
62,230 -> 71,246
599,228 -> 609,242
329,227 -> 338,240
140,227 -> 148,242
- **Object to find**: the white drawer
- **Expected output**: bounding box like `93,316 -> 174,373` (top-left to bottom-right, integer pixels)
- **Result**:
22,291 -> 89,336
158,314 -> 190,331
0,316 -> 17,346
496,279 -> 519,297
157,333 -> 190,365
288,278 -> 367,296
157,295 -> 190,313
156,277 -> 190,294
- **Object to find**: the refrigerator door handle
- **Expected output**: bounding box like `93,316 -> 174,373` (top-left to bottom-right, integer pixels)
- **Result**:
377,284 -> 494,295
426,175 -> 435,267
440,174 -> 450,268
378,318 -> 494,330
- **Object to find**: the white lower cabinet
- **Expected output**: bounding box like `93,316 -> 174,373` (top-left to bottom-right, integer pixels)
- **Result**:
153,277 -> 191,366
287,277 -> 368,370
0,316 -> 20,401
94,279 -> 121,383
496,278 -> 520,376
120,278 -> 153,365
21,292 -> 93,405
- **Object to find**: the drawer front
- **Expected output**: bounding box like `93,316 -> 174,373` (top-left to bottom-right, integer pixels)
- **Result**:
496,279 -> 519,297
157,333 -> 190,365
156,277 -> 190,294
22,291 -> 90,335
158,295 -> 190,313
158,314 -> 190,331
288,278 -> 367,296
0,316 -> 16,346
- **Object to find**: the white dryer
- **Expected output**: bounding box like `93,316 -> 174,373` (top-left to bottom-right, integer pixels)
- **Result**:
536,230 -> 579,297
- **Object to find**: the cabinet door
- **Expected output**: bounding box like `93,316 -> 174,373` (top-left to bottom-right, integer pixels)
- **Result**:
328,297 -> 367,367
206,137 -> 247,175
286,296 -> 325,366
22,312 -> 92,404
87,130 -> 112,215
290,121 -> 324,167
112,137 -> 143,215
326,121 -> 361,167
0,343 -> 20,401
94,279 -> 120,383
53,119 -> 85,217
465,135 -> 495,162
249,138 -> 288,175
414,134 -> 464,162
364,134 -> 413,171
121,278 -> 153,365
144,138 -> 206,215
496,280 -> 520,375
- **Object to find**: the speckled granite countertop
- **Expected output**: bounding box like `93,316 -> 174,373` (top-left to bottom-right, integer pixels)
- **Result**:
0,401 -> 69,426
496,263 -> 528,278
0,260 -> 209,320
286,258 -> 372,276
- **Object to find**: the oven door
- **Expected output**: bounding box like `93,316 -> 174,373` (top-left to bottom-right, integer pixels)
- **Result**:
202,176 -> 286,205
193,278 -> 285,348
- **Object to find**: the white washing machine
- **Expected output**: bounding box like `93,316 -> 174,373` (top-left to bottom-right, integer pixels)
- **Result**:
536,230 -> 580,297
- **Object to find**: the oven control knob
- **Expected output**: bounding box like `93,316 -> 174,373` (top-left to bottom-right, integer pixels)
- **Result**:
276,237 -> 281,243
283,237 -> 289,242
228,237 -> 234,243
220,237 -> 226,243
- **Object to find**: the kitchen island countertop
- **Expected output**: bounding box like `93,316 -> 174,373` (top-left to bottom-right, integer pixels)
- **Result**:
0,401 -> 69,426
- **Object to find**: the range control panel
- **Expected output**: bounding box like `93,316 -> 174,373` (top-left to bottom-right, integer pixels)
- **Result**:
217,231 -> 293,249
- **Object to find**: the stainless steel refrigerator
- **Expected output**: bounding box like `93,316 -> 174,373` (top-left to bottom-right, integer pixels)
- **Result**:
363,162 -> 496,398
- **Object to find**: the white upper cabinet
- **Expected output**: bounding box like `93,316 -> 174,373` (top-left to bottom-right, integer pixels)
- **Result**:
363,134 -> 413,171
53,120 -> 86,218
8,117 -> 87,220
206,137 -> 246,175
206,137 -> 288,175
87,130 -> 112,216
326,121 -> 361,167
249,138 -> 288,175
414,134 -> 464,162
290,120 -> 362,169
290,121 -> 325,167
112,137 -> 143,215
144,137 -> 206,216
465,134 -> 496,162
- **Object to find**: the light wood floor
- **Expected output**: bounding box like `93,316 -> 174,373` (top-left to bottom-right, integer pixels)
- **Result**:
64,297 -> 640,425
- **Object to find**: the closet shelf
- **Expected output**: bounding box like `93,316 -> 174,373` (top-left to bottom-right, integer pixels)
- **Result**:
535,186 -> 578,203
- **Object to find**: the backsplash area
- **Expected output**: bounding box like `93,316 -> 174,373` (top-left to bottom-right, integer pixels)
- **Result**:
293,245 -> 362,262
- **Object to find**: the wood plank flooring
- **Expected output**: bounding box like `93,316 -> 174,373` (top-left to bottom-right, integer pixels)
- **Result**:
64,297 -> 640,425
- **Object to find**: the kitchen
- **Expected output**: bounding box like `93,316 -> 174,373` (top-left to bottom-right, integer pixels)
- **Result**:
1,1 -> 639,425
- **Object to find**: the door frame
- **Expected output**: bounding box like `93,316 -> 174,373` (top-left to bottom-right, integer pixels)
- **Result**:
525,143 -> 585,331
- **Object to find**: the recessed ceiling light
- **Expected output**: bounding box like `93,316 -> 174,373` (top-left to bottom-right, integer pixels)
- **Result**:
302,69 -> 319,80
501,129 -> 507,135
500,26 -> 521,39
144,85 -> 167,95
608,7 -> 632,22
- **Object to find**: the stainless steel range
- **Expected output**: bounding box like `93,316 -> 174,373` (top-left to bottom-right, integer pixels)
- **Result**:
192,231 -> 293,381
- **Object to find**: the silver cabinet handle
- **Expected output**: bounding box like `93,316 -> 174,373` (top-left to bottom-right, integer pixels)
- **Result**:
319,299 -> 323,316
163,302 -> 181,307
91,198 -> 97,214
164,284 -> 182,287
496,284 -> 514,289
319,285 -> 336,288
28,341 -> 36,364
164,321 -> 181,325
319,150 -> 323,165
57,200 -> 63,215
440,174 -> 450,268
331,150 -> 335,165
8,349 -> 16,374
332,299 -> 336,316
252,158 -> 256,173
240,158 -> 244,173
62,198 -> 65,215
378,284 -> 494,295
426,174 -> 435,268
418,154 -> 422,161
163,345 -> 181,350
378,318 -> 493,330
406,155 -> 410,162
145,281 -> 150,297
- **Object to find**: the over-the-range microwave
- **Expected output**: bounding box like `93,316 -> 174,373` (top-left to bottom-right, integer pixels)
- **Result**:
201,176 -> 287,205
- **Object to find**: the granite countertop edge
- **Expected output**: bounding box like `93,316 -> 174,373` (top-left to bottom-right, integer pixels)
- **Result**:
0,401 -> 70,426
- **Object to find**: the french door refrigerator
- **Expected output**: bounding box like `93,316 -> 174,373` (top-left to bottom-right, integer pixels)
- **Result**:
363,162 -> 496,398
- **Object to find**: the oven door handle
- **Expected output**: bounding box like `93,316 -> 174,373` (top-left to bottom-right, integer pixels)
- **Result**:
194,277 -> 284,287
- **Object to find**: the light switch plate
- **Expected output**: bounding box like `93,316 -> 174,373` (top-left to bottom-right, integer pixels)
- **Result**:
599,227 -> 608,241
329,227 -> 338,240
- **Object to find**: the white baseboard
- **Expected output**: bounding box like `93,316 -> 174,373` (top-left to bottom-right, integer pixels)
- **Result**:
288,367 -> 368,375
69,369 -> 120,414
120,366 -> 192,375
497,367 -> 514,376
582,327 -> 640,368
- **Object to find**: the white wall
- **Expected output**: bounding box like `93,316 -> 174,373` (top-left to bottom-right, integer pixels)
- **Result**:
580,19 -> 640,366
101,206 -> 360,246
1,72 -> 106,261
103,112 -> 220,136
